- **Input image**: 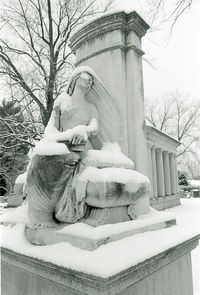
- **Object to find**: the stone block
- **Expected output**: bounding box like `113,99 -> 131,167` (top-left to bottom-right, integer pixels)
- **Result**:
85,181 -> 148,208
1,235 -> 199,295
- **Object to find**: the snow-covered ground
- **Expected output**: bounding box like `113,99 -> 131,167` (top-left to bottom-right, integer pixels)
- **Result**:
165,198 -> 200,295
0,198 -> 200,294
189,180 -> 200,188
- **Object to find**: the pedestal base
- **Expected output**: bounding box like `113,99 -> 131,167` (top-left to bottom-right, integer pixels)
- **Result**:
1,235 -> 199,295
25,210 -> 176,250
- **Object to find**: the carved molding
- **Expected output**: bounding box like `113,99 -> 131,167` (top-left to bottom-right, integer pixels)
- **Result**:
70,11 -> 149,53
75,44 -> 144,67
1,234 -> 199,294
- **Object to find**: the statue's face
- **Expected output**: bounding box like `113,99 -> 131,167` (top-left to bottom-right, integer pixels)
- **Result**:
75,72 -> 93,93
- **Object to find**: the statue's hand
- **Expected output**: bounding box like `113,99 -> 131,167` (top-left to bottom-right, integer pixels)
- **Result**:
71,133 -> 85,145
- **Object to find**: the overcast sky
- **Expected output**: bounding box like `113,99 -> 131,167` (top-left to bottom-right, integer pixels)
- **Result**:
111,0 -> 200,102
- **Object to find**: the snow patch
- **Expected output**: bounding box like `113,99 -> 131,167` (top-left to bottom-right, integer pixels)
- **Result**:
15,172 -> 27,184
189,180 -> 200,187
53,93 -> 72,112
58,208 -> 175,240
0,202 -> 28,224
77,167 -> 149,184
85,142 -> 134,168
32,139 -> 70,156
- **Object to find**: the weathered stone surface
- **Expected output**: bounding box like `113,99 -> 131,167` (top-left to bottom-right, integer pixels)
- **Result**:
85,181 -> 148,208
1,235 -> 199,295
83,206 -> 132,227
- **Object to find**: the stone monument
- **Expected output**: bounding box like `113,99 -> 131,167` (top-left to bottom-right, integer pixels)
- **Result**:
1,11 -> 199,295
25,65 -> 168,248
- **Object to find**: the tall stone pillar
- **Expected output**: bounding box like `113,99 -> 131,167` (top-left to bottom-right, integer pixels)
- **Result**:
147,144 -> 153,198
169,153 -> 177,195
163,151 -> 171,196
174,155 -> 179,194
151,146 -> 158,198
70,11 -> 150,176
156,148 -> 165,197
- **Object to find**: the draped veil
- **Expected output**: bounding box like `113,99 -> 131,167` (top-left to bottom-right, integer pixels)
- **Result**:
66,66 -> 124,148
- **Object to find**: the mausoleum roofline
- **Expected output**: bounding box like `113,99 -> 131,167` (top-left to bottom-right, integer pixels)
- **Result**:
70,10 -> 150,52
146,125 -> 181,147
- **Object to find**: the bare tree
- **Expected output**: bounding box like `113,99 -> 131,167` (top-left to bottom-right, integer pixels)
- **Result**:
0,99 -> 37,194
145,90 -> 200,160
0,0 -> 115,126
145,0 -> 195,34
185,159 -> 200,179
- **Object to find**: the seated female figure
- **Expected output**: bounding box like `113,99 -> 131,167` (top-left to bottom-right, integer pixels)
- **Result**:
26,66 -> 120,228
26,66 -> 149,231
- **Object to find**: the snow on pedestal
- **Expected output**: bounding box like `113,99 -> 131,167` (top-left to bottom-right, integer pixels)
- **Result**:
1,199 -> 200,295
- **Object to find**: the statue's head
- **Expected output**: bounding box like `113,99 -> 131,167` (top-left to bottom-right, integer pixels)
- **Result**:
74,72 -> 94,94
67,67 -> 96,96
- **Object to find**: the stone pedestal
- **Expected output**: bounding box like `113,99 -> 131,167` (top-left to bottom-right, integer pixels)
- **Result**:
1,235 -> 199,295
70,11 -> 149,176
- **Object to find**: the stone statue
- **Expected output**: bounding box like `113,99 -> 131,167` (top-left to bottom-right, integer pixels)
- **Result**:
25,66 -> 150,242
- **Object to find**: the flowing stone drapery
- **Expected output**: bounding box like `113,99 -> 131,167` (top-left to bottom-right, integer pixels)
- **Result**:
156,148 -> 165,197
163,151 -> 171,196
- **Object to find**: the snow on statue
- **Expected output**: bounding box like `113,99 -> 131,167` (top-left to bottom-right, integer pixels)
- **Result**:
22,66 -> 150,245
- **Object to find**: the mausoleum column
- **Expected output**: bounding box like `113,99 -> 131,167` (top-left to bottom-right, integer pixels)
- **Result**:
155,148 -> 165,197
163,151 -> 171,196
169,153 -> 176,195
174,155 -> 179,194
147,144 -> 153,198
151,146 -> 158,198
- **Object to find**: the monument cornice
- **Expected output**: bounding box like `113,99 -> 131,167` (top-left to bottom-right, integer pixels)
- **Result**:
75,44 -> 145,67
1,234 -> 199,294
70,11 -> 150,53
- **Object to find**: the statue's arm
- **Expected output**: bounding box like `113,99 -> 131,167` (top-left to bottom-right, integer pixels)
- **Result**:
86,104 -> 99,137
70,105 -> 99,146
